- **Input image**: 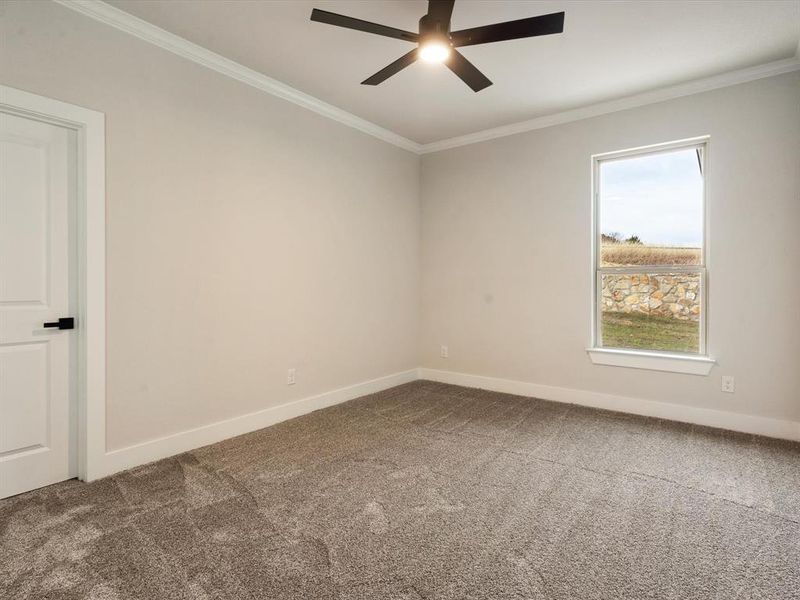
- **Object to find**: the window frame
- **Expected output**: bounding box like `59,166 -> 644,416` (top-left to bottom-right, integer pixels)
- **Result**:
588,136 -> 714,374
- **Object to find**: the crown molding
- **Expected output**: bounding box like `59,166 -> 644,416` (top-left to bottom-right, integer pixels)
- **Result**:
53,0 -> 423,154
419,54 -> 800,154
55,1 -> 799,157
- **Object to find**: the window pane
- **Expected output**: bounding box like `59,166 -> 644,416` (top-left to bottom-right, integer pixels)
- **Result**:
599,148 -> 703,267
600,273 -> 701,353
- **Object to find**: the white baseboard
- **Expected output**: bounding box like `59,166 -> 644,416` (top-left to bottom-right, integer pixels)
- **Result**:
419,368 -> 800,442
94,369 -> 419,480
92,366 -> 798,481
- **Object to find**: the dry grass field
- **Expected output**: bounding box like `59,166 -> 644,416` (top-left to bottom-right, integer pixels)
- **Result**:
601,244 -> 701,266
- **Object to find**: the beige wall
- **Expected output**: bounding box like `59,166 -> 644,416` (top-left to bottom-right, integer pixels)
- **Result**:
3,2 -> 798,451
421,72 -> 800,422
1,1 -> 420,450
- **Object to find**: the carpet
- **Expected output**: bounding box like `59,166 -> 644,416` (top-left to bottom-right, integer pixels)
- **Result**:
2,380 -> 799,599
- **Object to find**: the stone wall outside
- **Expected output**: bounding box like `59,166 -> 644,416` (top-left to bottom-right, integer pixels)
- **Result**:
601,273 -> 701,322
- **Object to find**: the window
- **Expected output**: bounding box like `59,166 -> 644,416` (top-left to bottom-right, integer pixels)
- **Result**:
589,138 -> 713,374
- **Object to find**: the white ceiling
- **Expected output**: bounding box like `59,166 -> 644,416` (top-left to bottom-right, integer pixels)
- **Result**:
107,0 -> 800,145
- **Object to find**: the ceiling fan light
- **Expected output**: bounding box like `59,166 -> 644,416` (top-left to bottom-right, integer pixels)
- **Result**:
419,42 -> 451,63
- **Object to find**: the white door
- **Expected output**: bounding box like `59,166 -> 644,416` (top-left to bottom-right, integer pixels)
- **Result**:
0,111 -> 76,499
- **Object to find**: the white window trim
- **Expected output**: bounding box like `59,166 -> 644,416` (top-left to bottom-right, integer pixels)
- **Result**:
587,348 -> 714,375
588,136 -> 715,375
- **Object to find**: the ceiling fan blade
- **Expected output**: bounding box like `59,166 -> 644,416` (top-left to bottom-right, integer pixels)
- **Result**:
310,9 -> 418,43
451,11 -> 564,47
445,49 -> 492,92
362,49 -> 419,86
427,0 -> 455,29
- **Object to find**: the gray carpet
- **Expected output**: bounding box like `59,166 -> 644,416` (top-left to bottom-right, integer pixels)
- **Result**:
2,380 -> 799,599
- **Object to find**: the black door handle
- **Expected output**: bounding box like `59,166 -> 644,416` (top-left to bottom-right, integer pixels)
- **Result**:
43,317 -> 75,330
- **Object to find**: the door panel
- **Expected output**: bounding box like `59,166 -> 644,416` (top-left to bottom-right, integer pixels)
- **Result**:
0,111 -> 75,498
0,343 -> 49,454
0,137 -> 48,304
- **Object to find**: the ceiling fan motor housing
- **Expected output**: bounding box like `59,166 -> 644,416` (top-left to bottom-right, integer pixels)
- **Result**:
419,13 -> 451,46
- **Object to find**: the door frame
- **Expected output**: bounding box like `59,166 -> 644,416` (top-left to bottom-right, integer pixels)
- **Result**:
1,85 -> 106,482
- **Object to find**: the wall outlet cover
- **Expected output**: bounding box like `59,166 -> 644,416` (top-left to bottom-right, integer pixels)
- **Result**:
721,375 -> 735,393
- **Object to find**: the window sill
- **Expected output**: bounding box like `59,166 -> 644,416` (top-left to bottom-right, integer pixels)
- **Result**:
586,348 -> 715,375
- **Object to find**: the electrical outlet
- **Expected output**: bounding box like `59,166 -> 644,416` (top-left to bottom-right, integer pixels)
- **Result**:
287,368 -> 296,385
440,345 -> 448,358
721,376 -> 735,393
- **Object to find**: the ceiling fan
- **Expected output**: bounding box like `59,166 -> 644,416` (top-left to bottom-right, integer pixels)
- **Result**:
310,1 -> 565,92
